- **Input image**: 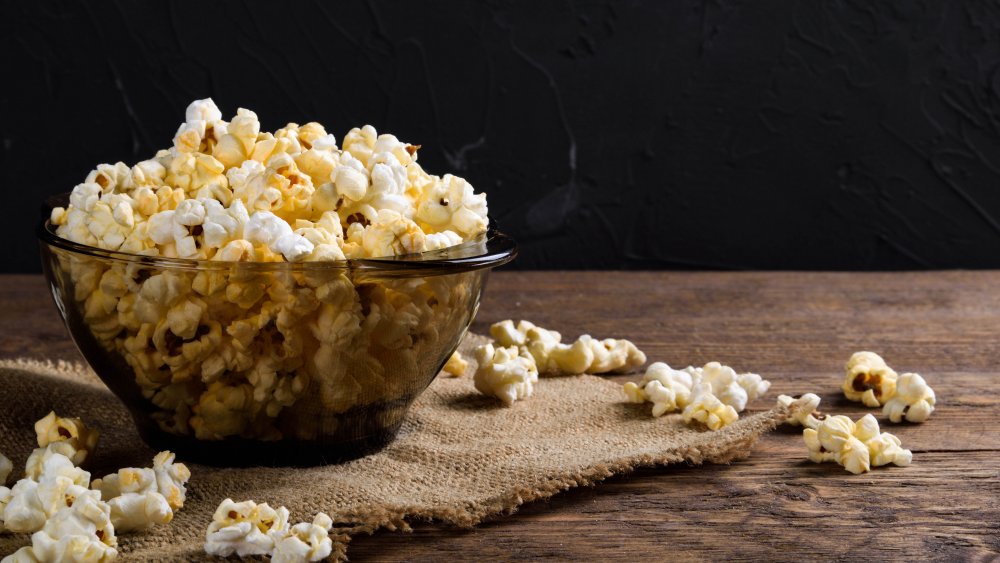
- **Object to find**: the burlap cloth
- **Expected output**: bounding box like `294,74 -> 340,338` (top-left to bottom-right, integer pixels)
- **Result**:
0,334 -> 790,561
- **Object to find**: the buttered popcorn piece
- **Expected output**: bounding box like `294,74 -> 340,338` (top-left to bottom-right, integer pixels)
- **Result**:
34,411 -> 101,466
442,350 -> 469,377
270,512 -> 335,563
882,372 -> 936,423
473,343 -> 539,406
803,414 -> 912,474
488,320 -> 646,375
90,451 -> 190,530
682,383 -> 740,431
843,351 -> 898,407
776,393 -> 825,429
204,498 -> 290,557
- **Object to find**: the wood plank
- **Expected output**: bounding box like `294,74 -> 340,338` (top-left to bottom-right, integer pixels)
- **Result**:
1,272 -> 997,561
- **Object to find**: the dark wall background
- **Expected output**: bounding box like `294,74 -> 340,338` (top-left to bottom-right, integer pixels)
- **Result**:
5,1 -> 1000,271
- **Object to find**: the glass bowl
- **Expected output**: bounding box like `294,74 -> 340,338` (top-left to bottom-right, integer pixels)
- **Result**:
37,197 -> 516,466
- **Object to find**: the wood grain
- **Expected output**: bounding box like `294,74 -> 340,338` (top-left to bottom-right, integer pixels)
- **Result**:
2,272 -> 998,561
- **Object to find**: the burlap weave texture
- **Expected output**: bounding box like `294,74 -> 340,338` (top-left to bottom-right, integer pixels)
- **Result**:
0,334 -> 788,561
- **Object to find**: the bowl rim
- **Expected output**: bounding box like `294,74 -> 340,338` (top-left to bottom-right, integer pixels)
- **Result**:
38,199 -> 517,274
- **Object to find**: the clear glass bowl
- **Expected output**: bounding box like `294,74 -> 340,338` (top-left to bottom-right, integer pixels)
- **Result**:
37,197 -> 516,465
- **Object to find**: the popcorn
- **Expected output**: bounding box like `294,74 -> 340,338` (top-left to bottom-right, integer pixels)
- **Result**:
776,393 -> 824,429
843,351 -> 898,407
204,498 -> 290,557
442,350 -> 468,377
34,411 -> 101,466
489,320 -> 646,375
23,491 -> 118,563
682,382 -> 739,431
90,451 -> 190,530
49,99 -> 491,443
623,362 -> 694,416
270,512 -> 334,563
882,372 -> 936,423
473,343 -> 539,406
804,414 -> 911,474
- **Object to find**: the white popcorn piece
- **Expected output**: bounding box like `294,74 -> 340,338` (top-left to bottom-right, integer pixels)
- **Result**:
804,414 -> 912,474
34,411 -> 101,466
843,351 -> 898,407
776,393 -> 824,429
360,209 -> 426,257
24,442 -> 91,484
681,382 -> 739,431
628,362 -> 695,416
415,174 -> 489,236
1,547 -> 38,563
246,211 -> 315,262
0,451 -> 11,484
185,98 -> 223,123
442,350 -> 468,377
106,491 -> 173,531
270,512 -> 334,563
882,372 -> 936,423
25,490 -> 118,563
473,343 -> 539,406
204,498 -> 290,557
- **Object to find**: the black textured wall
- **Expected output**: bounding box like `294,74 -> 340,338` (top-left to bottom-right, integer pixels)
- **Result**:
5,1 -> 1000,271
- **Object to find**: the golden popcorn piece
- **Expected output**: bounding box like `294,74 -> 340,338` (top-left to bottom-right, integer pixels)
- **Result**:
34,411 -> 100,466
681,382 -> 740,431
442,351 -> 469,377
843,351 -> 898,407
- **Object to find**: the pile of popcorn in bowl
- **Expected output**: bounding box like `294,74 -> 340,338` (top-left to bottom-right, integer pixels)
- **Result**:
39,99 -> 514,461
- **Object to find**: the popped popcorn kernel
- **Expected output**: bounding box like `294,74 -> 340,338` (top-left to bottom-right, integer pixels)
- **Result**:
473,343 -> 539,406
777,393 -> 825,429
34,411 -> 100,466
442,350 -> 469,377
882,372 -> 936,423
682,382 -> 739,431
843,351 -> 898,407
804,413 -> 912,474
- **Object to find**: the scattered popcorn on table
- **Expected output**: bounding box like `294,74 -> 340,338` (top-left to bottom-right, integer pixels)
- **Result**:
777,393 -> 825,429
843,351 -> 898,407
473,343 -> 539,406
803,414 -> 912,474
442,350 -> 469,377
489,320 -> 646,375
882,372 -> 936,423
34,411 -> 100,466
45,98 -> 491,442
622,361 -> 770,430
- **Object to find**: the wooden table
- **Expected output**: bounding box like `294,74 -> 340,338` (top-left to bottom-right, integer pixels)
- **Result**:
3,272 -> 998,560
